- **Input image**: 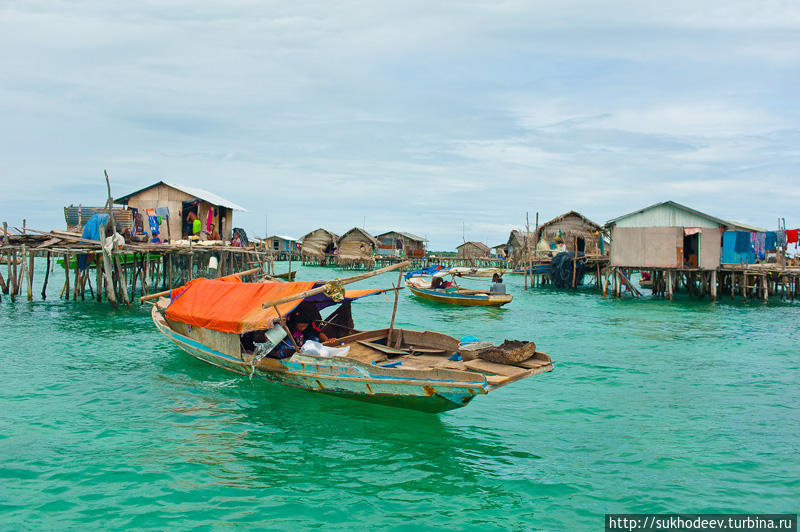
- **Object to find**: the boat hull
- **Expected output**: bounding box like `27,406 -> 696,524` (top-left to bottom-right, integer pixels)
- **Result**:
152,307 -> 484,413
407,284 -> 513,307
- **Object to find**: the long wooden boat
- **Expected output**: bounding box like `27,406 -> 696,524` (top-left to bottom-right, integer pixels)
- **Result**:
149,270 -> 549,413
405,277 -> 513,307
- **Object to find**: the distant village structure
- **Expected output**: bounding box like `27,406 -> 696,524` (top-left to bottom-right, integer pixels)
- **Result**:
375,231 -> 427,259
114,181 -> 247,241
300,228 -> 339,265
265,235 -> 300,260
337,227 -> 378,267
457,241 -> 490,259
534,211 -> 605,256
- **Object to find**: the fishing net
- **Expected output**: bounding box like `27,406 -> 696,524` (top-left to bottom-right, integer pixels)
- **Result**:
549,251 -> 587,289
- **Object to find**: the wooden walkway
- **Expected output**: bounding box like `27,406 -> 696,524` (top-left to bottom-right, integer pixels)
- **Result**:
603,264 -> 800,302
0,225 -> 270,307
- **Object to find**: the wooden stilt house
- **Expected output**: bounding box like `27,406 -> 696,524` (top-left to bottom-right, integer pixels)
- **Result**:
300,228 -> 339,264
114,181 -> 247,242
506,230 -> 536,267
456,241 -> 491,259
375,231 -> 427,259
337,227 -> 379,268
534,211 -> 605,256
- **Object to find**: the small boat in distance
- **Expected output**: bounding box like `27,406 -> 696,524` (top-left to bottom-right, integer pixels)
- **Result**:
146,263 -> 549,413
405,275 -> 513,307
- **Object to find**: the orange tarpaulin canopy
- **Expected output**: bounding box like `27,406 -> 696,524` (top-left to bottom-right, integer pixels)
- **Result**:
164,278 -> 383,334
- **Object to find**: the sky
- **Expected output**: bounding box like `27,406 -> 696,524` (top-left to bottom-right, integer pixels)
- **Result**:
1,0 -> 799,249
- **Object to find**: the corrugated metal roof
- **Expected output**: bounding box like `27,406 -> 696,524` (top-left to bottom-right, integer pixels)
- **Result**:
376,230 -> 427,242
457,241 -> 490,252
267,235 -> 299,242
725,221 -> 768,233
605,200 -> 728,228
114,181 -> 248,212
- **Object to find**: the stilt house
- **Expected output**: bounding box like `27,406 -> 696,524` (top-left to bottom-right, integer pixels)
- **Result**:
506,230 -> 536,266
375,231 -> 427,258
606,201 -> 742,269
534,211 -> 605,256
456,241 -> 490,259
114,181 -> 247,242
337,227 -> 379,266
300,228 -> 339,260
266,235 -> 299,254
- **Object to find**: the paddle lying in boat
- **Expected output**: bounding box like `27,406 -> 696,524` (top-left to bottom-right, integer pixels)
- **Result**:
405,276 -> 513,307
150,264 -> 549,413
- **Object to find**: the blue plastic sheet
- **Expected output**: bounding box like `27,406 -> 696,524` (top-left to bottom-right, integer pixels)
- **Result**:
77,213 -> 109,270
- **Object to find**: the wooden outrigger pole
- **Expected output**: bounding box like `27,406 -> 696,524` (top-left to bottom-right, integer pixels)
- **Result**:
261,261 -> 410,309
139,267 -> 263,303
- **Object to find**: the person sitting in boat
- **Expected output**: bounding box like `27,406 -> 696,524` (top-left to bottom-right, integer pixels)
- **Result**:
273,305 -> 335,358
431,276 -> 452,290
490,273 -> 506,295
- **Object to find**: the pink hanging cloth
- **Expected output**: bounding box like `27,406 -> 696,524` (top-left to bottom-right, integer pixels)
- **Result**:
206,207 -> 213,232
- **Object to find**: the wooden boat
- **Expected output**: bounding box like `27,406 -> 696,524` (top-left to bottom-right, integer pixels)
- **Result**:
405,276 -> 513,307
147,264 -> 549,413
446,266 -> 512,278
56,252 -> 161,270
274,270 -> 296,281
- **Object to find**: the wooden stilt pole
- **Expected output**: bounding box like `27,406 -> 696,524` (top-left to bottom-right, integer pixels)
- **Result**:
95,255 -> 103,301
710,270 -> 717,302
41,251 -> 51,299
115,253 -> 131,306
25,246 -> 33,301
387,266 -> 404,345
3,222 -> 10,295
73,255 -> 80,300
62,251 -> 69,300
98,225 -> 117,308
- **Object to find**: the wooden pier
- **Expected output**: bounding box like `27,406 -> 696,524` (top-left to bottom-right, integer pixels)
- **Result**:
602,265 -> 800,302
0,223 -> 270,306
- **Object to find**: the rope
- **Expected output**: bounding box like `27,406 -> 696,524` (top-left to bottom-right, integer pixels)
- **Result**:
323,278 -> 345,302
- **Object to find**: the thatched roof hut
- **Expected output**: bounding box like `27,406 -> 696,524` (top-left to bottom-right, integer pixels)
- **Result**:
505,230 -> 536,265
337,227 -> 379,262
300,228 -> 339,259
456,241 -> 490,259
534,211 -> 604,256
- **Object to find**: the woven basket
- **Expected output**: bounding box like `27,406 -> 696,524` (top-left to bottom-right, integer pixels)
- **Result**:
475,340 -> 536,364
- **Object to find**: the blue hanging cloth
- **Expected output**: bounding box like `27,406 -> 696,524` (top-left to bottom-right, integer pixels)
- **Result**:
765,232 -> 777,251
148,215 -> 160,235
77,213 -> 110,270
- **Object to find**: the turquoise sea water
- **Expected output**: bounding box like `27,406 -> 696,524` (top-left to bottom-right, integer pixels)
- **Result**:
1,261 -> 797,530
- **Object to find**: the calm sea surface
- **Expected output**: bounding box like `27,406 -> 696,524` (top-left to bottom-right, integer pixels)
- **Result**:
1,261 -> 797,530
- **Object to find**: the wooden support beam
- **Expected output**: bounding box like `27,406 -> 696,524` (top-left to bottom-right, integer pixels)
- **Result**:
98,224 -> 117,308
710,270 -> 717,302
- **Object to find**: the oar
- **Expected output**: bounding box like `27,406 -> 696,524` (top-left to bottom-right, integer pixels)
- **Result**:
261,260 -> 410,309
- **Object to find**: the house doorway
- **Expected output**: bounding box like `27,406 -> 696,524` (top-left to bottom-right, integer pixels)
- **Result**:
683,232 -> 700,268
181,199 -> 199,238
576,237 -> 586,253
